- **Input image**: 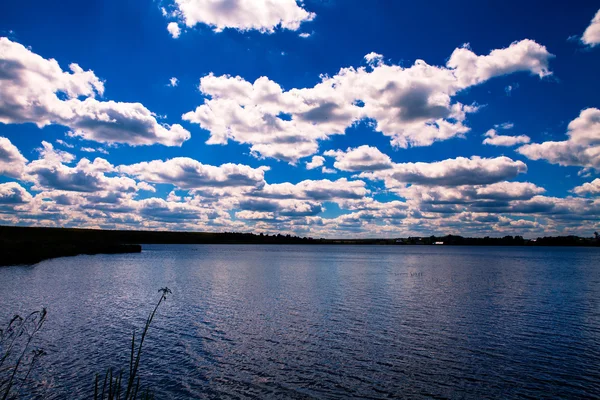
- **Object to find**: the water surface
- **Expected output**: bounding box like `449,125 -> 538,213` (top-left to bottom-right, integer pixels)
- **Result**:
1,245 -> 599,399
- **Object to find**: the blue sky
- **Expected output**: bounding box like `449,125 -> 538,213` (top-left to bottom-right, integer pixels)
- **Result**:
0,0 -> 599,238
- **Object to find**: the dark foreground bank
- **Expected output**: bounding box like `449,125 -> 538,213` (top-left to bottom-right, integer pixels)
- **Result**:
0,241 -> 141,267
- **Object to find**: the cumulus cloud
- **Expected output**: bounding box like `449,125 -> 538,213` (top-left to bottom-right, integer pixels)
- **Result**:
324,145 -> 392,171
170,0 -> 315,33
24,142 -> 138,193
364,52 -> 384,65
399,181 -> 545,206
119,157 -> 268,189
64,99 -> 190,146
254,178 -> 369,201
360,156 -> 527,187
237,198 -> 322,217
305,155 -> 324,170
0,137 -> 27,178
495,195 -> 600,218
447,40 -> 553,87
2,143 -> 596,236
573,178 -> 600,196
0,182 -> 32,204
137,182 -> 156,192
167,190 -> 182,202
183,39 -> 553,162
137,197 -> 209,221
169,77 -> 179,87
167,22 -> 181,38
517,108 -> 600,169
482,129 -> 530,146
0,38 -> 190,147
235,210 -> 277,221
582,9 -> 600,47
474,181 -> 545,200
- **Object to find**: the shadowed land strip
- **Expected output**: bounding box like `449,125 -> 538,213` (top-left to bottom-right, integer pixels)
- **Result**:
0,240 -> 141,267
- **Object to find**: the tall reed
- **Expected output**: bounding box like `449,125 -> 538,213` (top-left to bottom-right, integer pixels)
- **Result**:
1,287 -> 171,399
94,287 -> 171,400
0,309 -> 47,400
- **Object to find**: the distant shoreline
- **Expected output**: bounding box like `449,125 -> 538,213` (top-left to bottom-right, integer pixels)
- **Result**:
1,225 -> 598,266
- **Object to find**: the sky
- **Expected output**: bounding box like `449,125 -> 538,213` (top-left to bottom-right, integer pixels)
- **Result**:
1,0 -> 599,238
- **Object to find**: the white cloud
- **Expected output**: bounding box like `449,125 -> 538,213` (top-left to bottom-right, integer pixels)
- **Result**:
55,139 -> 74,148
517,108 -> 600,169
2,145 -> 597,236
321,167 -> 336,174
137,182 -> 156,192
254,178 -> 369,201
136,197 -> 220,222
119,157 -> 268,189
305,155 -> 324,170
63,99 -> 191,146
169,77 -> 179,87
499,195 -> 600,218
474,181 -> 545,200
399,181 -> 545,205
171,0 -> 315,33
0,182 -> 32,204
167,22 -> 181,38
0,137 -> 27,178
447,40 -> 553,87
360,156 -> 527,187
582,9 -> 600,47
324,145 -> 392,171
182,72 -> 345,163
482,129 -> 530,146
235,210 -> 276,221
37,140 -> 76,163
364,52 -> 383,65
495,122 -> 514,130
403,194 -> 535,220
24,142 -> 138,193
236,198 -> 323,217
0,38 -> 190,147
167,190 -> 182,202
183,39 -> 553,162
0,37 -> 104,124
298,32 -> 312,38
573,178 -> 600,196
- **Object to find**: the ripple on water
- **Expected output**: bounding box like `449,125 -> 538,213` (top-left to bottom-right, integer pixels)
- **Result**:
1,245 -> 599,399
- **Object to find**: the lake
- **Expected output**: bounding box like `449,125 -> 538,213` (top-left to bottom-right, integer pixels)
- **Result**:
1,245 -> 599,399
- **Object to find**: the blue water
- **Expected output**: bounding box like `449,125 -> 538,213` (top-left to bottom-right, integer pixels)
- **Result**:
1,245 -> 599,399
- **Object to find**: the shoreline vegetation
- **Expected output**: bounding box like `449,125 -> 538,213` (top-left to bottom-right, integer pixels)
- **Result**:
1,288 -> 170,399
1,225 -> 598,267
